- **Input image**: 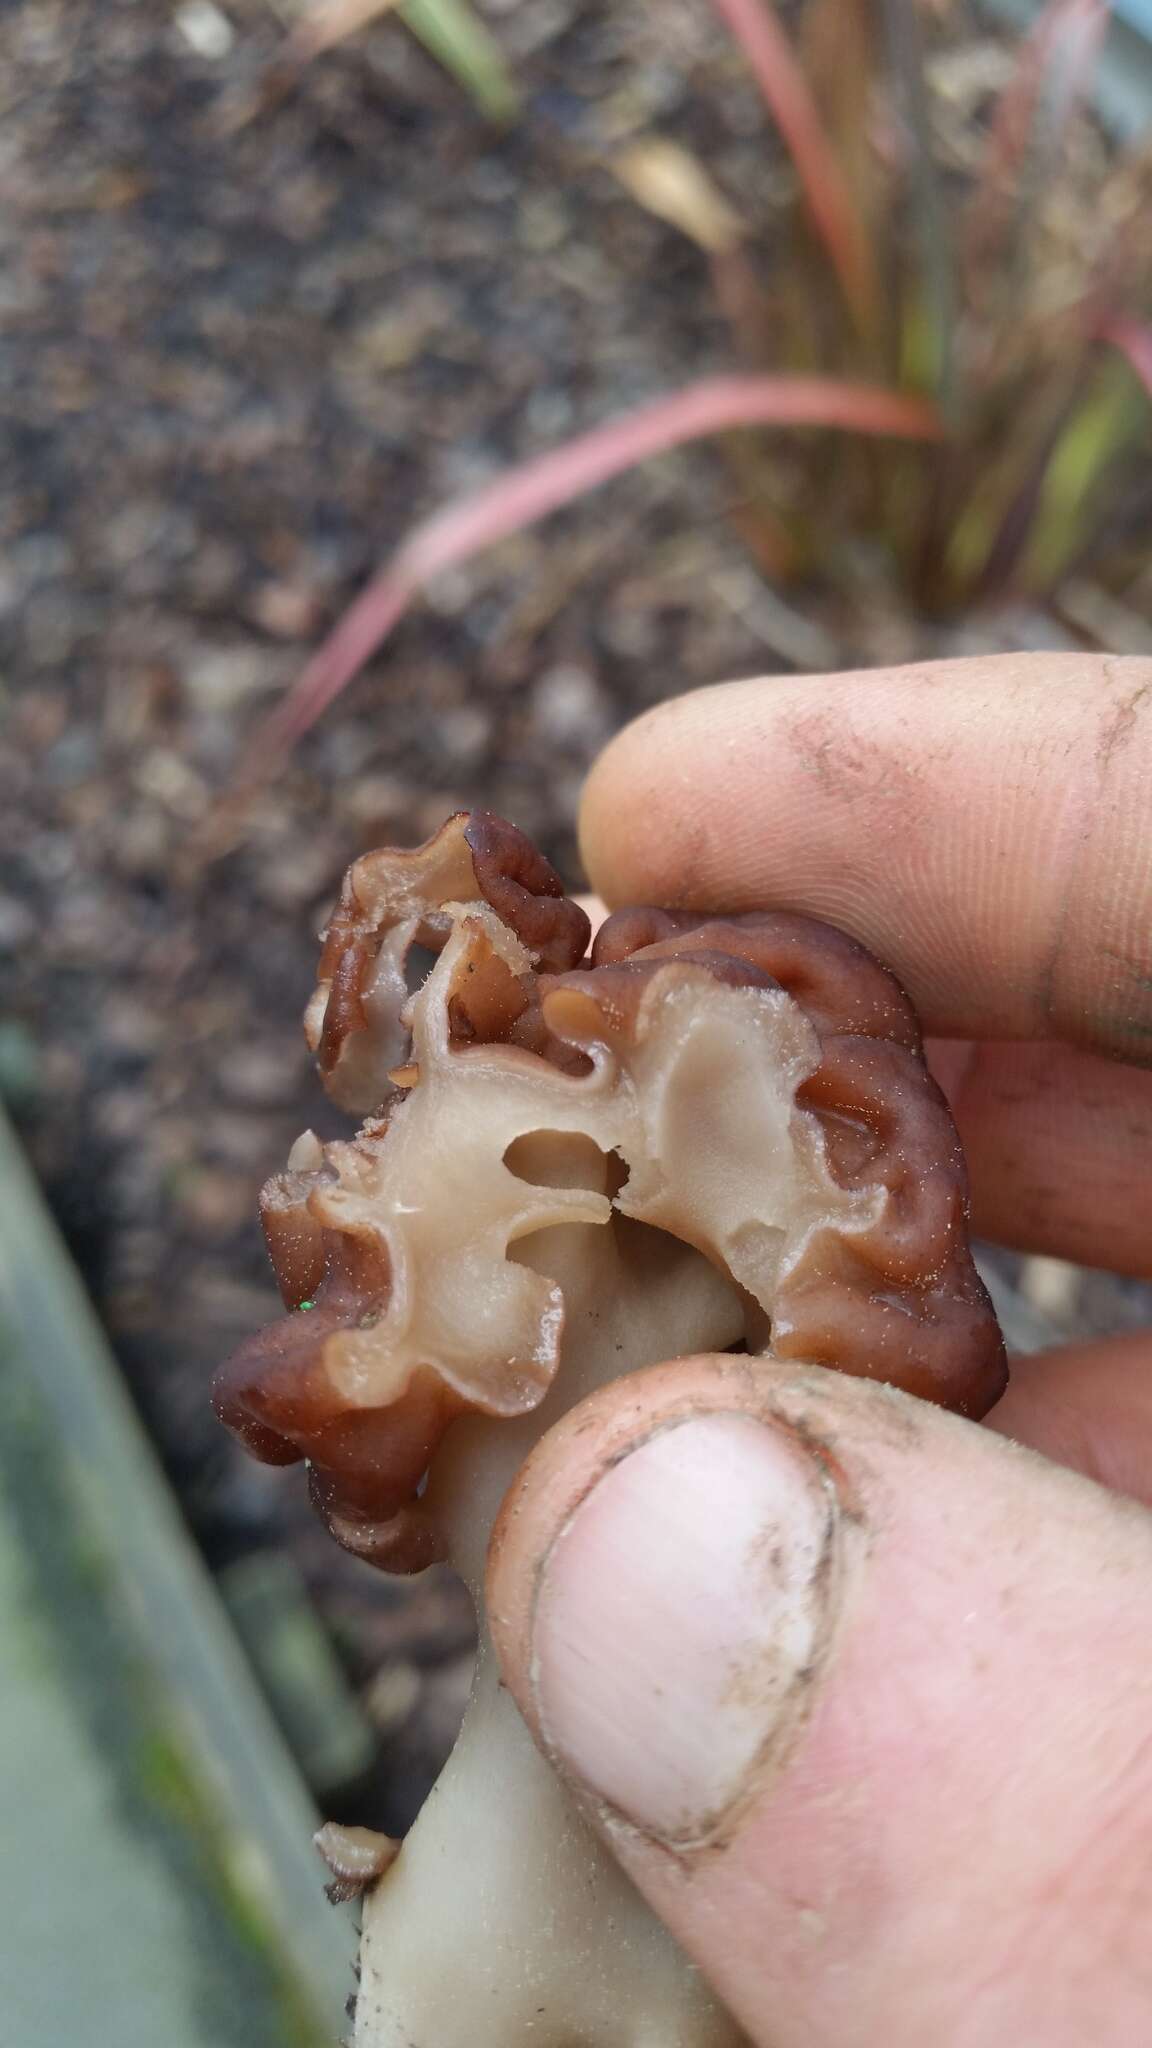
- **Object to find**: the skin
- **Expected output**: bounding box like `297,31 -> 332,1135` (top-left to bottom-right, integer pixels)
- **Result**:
487,654 -> 1152,2047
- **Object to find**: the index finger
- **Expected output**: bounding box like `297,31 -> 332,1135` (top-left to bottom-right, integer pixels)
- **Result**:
579,653 -> 1152,1062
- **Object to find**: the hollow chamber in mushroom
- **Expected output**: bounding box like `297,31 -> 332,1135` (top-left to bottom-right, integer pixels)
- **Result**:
215,811 -> 1007,2048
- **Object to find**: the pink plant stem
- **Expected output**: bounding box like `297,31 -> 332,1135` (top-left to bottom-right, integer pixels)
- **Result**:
1102,315 -> 1152,398
705,0 -> 878,325
250,374 -> 939,761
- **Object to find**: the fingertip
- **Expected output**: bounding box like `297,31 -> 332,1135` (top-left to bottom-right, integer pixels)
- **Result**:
579,653 -> 1152,1054
490,1353 -> 1152,2048
578,691 -> 709,905
988,1331 -> 1152,1506
579,678 -> 796,906
488,1354 -> 733,1709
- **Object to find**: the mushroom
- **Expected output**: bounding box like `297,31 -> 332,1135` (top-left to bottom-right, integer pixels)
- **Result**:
215,811 -> 1006,2048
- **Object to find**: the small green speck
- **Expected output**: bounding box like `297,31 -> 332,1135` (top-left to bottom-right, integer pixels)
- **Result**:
296,1299 -> 316,1313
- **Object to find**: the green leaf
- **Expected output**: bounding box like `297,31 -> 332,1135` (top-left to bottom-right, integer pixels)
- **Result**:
1026,366 -> 1143,586
400,0 -> 518,122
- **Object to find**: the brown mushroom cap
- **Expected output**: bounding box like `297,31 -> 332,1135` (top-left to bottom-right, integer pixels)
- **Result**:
305,810 -> 590,1113
579,909 -> 1002,1411
215,813 -> 1006,1572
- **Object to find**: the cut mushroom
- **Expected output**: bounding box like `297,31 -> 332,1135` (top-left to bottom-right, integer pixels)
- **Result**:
215,811 -> 1006,2048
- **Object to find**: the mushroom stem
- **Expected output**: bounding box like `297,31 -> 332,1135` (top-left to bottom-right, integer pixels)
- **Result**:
354,1221 -> 749,2048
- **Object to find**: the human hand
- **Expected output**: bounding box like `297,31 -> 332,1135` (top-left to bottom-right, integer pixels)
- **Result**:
487,654 -> 1152,2048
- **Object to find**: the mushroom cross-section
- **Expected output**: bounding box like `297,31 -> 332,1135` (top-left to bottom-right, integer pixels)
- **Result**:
214,811 -> 1006,2048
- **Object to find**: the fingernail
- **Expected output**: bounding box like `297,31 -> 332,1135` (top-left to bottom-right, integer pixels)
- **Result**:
530,1413 -> 837,1846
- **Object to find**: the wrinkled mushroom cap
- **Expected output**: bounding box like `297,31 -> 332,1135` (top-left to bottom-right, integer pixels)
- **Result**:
304,811 -> 590,1112
215,812 -> 1006,1571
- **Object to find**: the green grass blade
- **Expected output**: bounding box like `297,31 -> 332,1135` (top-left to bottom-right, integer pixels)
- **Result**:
1026,361 -> 1145,586
400,0 -> 518,121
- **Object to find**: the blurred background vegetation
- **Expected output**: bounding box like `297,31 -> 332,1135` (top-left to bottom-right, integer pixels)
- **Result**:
0,0 -> 1149,2037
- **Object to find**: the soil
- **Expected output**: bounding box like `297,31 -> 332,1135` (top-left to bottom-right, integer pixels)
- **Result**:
1,0 -> 1147,1839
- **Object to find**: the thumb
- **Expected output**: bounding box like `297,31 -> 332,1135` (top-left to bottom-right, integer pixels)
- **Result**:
487,1355 -> 1152,2048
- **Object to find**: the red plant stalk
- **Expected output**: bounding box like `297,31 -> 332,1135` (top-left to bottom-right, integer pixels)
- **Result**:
965,0 -> 1109,285
1102,315 -> 1152,398
247,375 -> 939,762
704,0 -> 879,328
